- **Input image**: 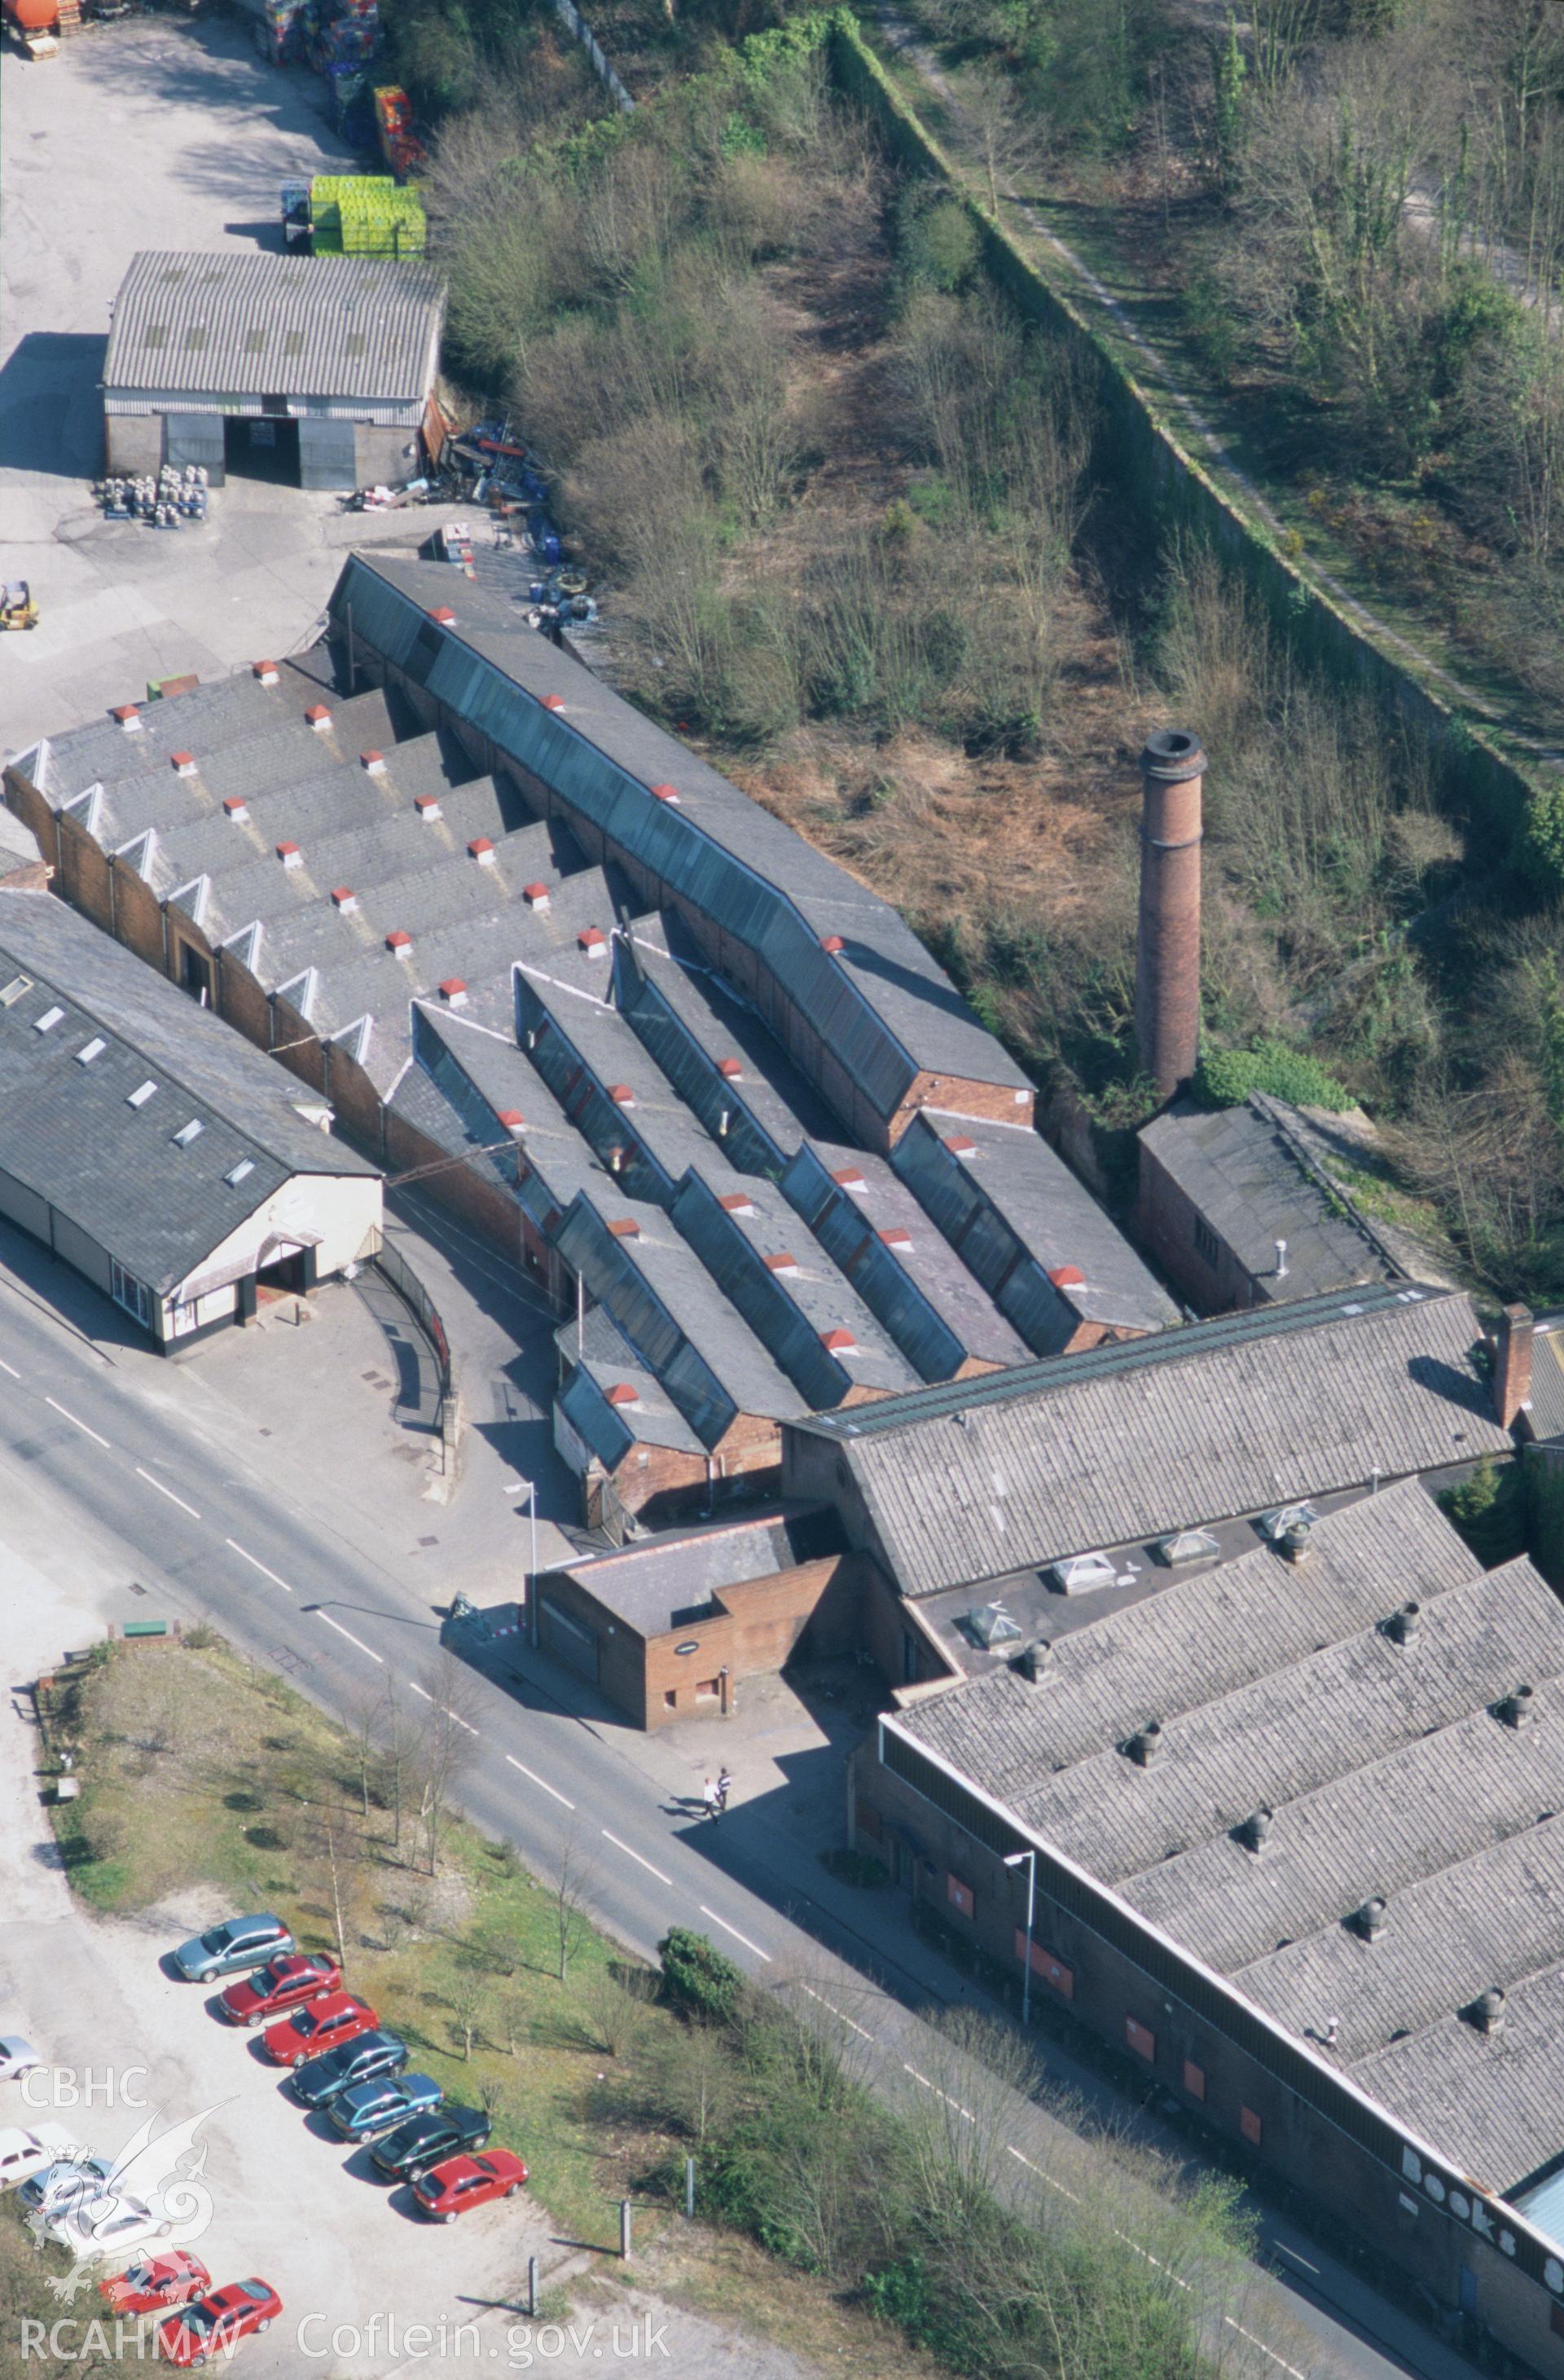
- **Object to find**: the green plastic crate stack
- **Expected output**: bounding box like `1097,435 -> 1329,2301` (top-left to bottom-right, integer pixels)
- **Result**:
309,174 -> 398,255
339,183 -> 425,257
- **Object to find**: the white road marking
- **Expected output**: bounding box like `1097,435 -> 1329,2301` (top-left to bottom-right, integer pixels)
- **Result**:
313,1612 -> 384,1663
0,1358 -> 20,1379
406,1680 -> 479,1733
903,2064 -> 974,2122
601,1829 -> 672,1886
798,1983 -> 874,2042
45,1397 -> 109,1448
699,1906 -> 771,1962
225,1539 -> 293,1594
503,1753 -> 574,1809
134,1467 -> 200,1518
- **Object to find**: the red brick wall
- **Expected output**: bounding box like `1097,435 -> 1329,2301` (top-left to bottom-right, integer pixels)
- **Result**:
111,863 -> 168,972
1136,1143 -> 1254,1317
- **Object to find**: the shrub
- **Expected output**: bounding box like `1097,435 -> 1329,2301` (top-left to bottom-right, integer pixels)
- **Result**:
1195,1039 -> 1353,1112
1522,785 -> 1564,897
658,1927 -> 746,2025
1440,1455 -> 1526,1568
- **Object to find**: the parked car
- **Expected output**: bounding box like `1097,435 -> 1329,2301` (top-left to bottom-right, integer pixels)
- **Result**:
292,2032 -> 406,2110
156,2280 -> 282,2366
101,2250 -> 211,2316
261,1993 -> 376,2068
327,2073 -> 442,2144
0,2124 -> 77,2190
174,1918 -> 292,1983
411,2148 -> 528,2223
46,2192 -> 171,2262
219,1955 -> 339,2030
371,2105 -> 491,2184
0,2038 -> 42,2083
20,2155 -> 115,2217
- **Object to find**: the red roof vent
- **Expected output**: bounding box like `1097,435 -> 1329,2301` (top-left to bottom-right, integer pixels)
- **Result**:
304,704 -> 332,728
651,782 -> 680,804
718,1192 -> 755,1215
880,1227 -> 913,1252
414,794 -> 442,820
832,1166 -> 868,1194
251,661 -> 279,684
111,703 -> 141,729
578,926 -> 607,956
498,1110 -> 526,1133
523,882 -> 551,908
717,1056 -> 743,1080
819,1327 -> 857,1354
170,751 -> 196,776
605,1382 -> 641,1408
607,1216 -> 641,1240
765,1252 -> 800,1275
385,930 -> 413,956
222,797 -> 250,821
428,606 -> 456,627
361,750 -> 386,774
608,1084 -> 635,1108
439,978 -> 468,1006
330,886 -> 358,913
468,837 -> 496,864
942,1133 -> 978,1158
541,694 -> 565,713
819,935 -> 846,955
276,841 -> 303,869
1048,1265 -> 1086,1289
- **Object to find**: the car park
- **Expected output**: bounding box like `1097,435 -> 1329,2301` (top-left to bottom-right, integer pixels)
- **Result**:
0,2124 -> 77,2189
173,1917 -> 293,1983
20,2154 -> 115,2216
0,2038 -> 42,2083
370,2105 -> 492,2184
261,1992 -> 376,2068
100,2250 -> 211,2316
411,2149 -> 528,2224
219,1954 -> 340,2029
155,2279 -> 282,2366
327,2073 -> 442,2144
292,2031 -> 406,2109
46,2191 -> 172,2262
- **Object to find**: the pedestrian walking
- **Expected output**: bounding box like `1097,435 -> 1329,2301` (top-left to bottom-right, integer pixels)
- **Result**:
715,1766 -> 733,1814
702,1777 -> 721,1822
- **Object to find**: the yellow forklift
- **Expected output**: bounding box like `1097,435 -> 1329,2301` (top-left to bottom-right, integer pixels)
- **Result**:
1,583 -> 38,631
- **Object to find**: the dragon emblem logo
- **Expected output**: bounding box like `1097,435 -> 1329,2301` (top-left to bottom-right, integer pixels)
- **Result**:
27,2104 -> 224,2304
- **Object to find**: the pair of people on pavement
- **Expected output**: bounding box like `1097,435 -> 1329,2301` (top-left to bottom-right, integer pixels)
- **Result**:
702,1768 -> 733,1820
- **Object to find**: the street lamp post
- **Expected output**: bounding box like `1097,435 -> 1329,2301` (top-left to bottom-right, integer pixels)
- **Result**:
1005,1848 -> 1037,2028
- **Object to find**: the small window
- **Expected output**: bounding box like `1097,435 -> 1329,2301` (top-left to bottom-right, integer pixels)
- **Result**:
1193,1215 -> 1221,1267
0,974 -> 32,1006
76,1038 -> 106,1065
1239,2105 -> 1262,2146
1016,1933 -> 1073,1997
110,1260 -> 152,1330
1126,2017 -> 1156,2063
173,1119 -> 204,1147
947,1872 -> 975,1920
1182,2060 -> 1206,2101
663,1689 -> 677,1711
33,1005 -> 64,1032
127,1081 -> 157,1108
244,328 -> 266,352
184,327 -> 208,350
144,326 -> 168,349
224,1159 -> 255,1187
695,1677 -> 719,1701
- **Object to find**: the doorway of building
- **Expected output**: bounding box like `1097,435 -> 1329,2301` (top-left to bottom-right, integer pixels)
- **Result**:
222,416 -> 301,486
257,1247 -> 310,1294
178,942 -> 214,1006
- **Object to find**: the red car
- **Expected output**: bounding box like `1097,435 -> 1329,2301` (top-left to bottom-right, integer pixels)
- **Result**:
261,1992 -> 376,2067
411,2147 -> 529,2223
100,2250 -> 210,2316
156,2279 -> 281,2366
219,1953 -> 340,2029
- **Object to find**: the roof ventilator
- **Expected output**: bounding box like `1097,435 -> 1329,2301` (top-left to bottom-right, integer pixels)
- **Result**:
1498,1684 -> 1537,1731
1013,1637 -> 1052,1683
1352,1896 -> 1389,1942
1386,1601 -> 1422,1645
1469,1987 -> 1506,2036
1127,1720 -> 1163,1767
1279,1517 -> 1314,1565
1237,1807 -> 1273,1855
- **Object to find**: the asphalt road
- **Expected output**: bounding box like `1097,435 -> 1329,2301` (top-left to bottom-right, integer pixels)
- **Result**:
0,1262 -> 1477,2380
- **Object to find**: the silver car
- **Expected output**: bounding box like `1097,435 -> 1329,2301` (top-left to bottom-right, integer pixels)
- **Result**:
172,1916 -> 292,1982
20,2156 -> 114,2217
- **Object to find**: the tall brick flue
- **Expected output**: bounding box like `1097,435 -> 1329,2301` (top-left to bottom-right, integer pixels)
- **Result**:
1136,728 -> 1206,1101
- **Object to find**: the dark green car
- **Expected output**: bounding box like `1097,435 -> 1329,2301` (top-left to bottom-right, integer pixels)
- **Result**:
369,2105 -> 491,2181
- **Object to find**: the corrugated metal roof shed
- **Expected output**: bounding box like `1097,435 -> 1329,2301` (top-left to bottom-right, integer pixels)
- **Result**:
104,253 -> 444,403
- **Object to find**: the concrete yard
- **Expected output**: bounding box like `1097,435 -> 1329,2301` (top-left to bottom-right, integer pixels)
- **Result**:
0,12 -> 421,763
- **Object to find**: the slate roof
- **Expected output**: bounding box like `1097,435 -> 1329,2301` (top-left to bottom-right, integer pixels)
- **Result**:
1525,1317 -> 1564,1442
104,253 -> 444,403
0,889 -> 375,1293
1139,1093 -> 1404,1300
802,1284 -> 1511,1596
554,1504 -> 844,1636
891,1483 -> 1564,2192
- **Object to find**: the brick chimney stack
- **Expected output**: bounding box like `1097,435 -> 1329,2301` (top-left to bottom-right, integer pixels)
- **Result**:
1136,729 -> 1207,1101
1494,1303 -> 1535,1430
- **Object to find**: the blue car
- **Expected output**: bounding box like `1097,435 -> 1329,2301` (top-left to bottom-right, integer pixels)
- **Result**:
327,2074 -> 443,2143
173,1916 -> 293,1983
292,2031 -> 407,2110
